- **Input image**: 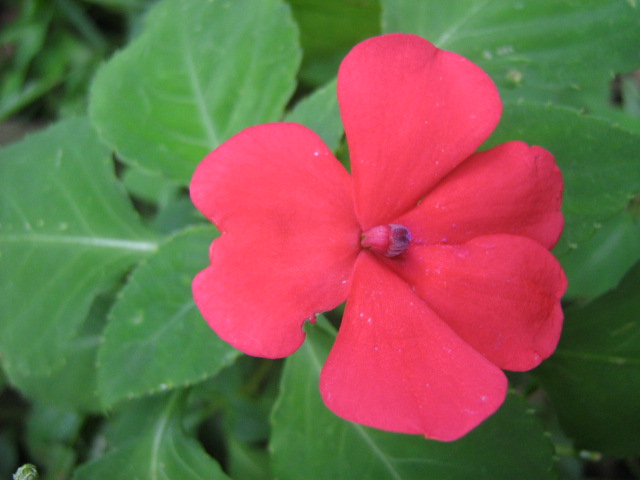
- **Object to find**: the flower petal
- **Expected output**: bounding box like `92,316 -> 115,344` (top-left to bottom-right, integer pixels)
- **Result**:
338,33 -> 502,229
320,252 -> 507,441
386,235 -> 567,371
191,123 -> 360,358
397,141 -> 564,249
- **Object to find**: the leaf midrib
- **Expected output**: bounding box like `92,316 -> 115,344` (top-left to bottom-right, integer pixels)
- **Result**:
435,0 -> 496,47
1,233 -> 158,252
305,333 -> 403,480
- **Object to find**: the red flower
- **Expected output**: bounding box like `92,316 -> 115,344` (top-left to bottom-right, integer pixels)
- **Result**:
190,34 -> 566,441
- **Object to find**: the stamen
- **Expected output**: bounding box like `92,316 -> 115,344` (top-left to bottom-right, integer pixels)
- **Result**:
361,224 -> 411,257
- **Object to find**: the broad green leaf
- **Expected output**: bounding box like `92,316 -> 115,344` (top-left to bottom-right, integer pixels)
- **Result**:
271,320 -> 555,480
487,101 -> 640,257
285,78 -> 343,152
73,392 -> 231,480
564,79 -> 640,134
6,292 -> 108,413
288,0 -> 380,86
90,0 -> 301,184
97,226 -> 239,407
562,208 -> 640,300
0,118 -> 157,376
382,0 -> 640,107
536,262 -> 640,457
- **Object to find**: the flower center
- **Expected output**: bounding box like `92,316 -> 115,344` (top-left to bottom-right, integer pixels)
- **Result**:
361,224 -> 411,257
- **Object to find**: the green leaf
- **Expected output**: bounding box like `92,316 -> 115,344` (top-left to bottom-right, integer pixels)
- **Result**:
26,404 -> 83,479
121,167 -> 181,207
622,74 -> 640,119
487,101 -> 640,258
271,320 -> 556,480
382,0 -> 640,107
151,196 -> 206,235
536,262 -> 640,457
562,208 -> 640,300
97,226 -> 239,407
0,118 -> 157,376
227,434 -> 272,480
90,0 -> 301,184
73,392 -> 231,480
122,168 -> 205,234
288,0 -> 380,86
285,78 -> 343,152
6,292 -> 108,413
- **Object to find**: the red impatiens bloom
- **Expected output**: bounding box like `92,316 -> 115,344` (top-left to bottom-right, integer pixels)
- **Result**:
190,33 -> 566,441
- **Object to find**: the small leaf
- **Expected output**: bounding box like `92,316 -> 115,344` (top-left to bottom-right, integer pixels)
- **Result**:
97,226 -> 240,407
73,392 -> 231,480
0,118 -> 157,376
271,320 -> 556,480
536,262 -> 640,457
382,0 -> 640,107
90,0 -> 301,184
285,78 -> 343,152
487,101 -> 640,258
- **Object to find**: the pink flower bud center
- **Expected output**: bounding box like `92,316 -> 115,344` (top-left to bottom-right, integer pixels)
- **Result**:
361,224 -> 411,257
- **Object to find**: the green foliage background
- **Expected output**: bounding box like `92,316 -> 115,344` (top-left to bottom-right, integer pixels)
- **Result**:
1,0 -> 639,479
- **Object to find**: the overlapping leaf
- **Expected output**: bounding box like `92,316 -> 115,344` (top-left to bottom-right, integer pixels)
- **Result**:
97,226 -> 240,407
90,0 -> 301,184
0,118 -> 156,376
285,78 -> 342,152
562,209 -> 640,300
288,0 -> 380,85
536,262 -> 640,457
382,0 -> 640,108
73,392 -> 230,480
271,320 -> 556,480
7,295 -> 109,413
487,102 -> 640,258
